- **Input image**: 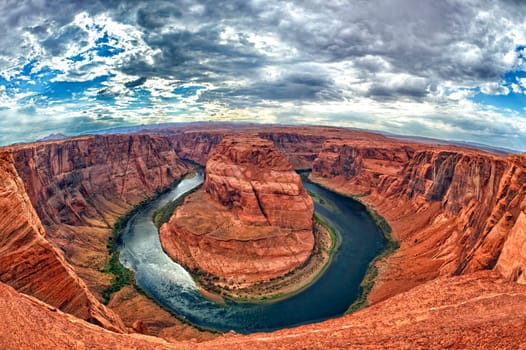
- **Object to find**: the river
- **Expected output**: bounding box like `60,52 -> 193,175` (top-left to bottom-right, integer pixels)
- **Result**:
118,171 -> 386,334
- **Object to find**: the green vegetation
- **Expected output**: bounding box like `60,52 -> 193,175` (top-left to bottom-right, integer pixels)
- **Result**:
101,251 -> 135,304
346,206 -> 399,314
101,198 -> 151,304
314,213 -> 337,253
101,172 -> 196,304
153,185 -> 201,228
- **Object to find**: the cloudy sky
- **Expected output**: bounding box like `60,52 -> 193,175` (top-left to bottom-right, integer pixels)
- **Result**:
0,0 -> 525,151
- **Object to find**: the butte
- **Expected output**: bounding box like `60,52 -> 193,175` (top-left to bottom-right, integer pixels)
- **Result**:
160,135 -> 316,294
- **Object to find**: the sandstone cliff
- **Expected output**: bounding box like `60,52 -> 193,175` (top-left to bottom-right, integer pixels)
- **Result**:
170,131 -> 224,165
11,134 -> 189,296
311,138 -> 526,302
0,151 -> 126,332
161,135 -> 315,286
1,126 -> 526,348
8,134 -> 194,336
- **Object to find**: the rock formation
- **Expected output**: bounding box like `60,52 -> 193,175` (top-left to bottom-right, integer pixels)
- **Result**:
0,151 -> 126,332
6,134 -> 194,336
1,125 -> 525,348
161,135 -> 315,286
311,138 -> 526,303
1,271 -> 526,349
10,134 -> 189,297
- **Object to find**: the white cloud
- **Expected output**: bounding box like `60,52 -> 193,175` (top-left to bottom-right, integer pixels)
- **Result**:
511,83 -> 522,94
480,82 -> 510,95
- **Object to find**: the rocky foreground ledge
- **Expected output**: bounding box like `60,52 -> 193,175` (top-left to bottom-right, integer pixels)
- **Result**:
160,135 -> 320,296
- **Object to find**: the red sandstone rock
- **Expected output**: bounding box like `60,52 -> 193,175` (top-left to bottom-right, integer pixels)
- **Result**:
1,272 -> 526,349
0,151 -> 126,332
161,135 -> 315,285
311,138 -> 526,303
10,134 -> 190,298
1,125 -> 526,348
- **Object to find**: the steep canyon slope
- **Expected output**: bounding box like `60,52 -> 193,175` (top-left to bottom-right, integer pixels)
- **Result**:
11,134 -> 190,295
311,137 -> 526,303
0,150 -> 126,332
4,134 -> 219,339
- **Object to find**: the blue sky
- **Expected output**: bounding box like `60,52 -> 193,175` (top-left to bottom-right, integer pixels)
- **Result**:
0,0 -> 525,151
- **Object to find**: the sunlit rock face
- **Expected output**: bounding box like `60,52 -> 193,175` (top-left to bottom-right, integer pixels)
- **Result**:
9,134 -> 189,298
161,135 -> 315,285
311,138 -> 526,303
0,150 -> 126,333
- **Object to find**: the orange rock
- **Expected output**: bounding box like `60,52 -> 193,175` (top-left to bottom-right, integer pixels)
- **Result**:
9,134 -> 190,298
161,135 -> 315,285
1,125 -> 525,348
0,151 -> 126,332
2,272 -> 526,349
311,139 -> 526,303
132,320 -> 149,335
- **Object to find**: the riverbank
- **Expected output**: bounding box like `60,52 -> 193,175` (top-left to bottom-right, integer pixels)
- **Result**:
102,171 -> 195,304
117,171 -> 388,333
307,173 -> 399,313
306,174 -> 400,314
190,214 -> 337,303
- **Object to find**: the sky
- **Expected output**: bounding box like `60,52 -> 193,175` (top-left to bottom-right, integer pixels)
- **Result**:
0,0 -> 525,151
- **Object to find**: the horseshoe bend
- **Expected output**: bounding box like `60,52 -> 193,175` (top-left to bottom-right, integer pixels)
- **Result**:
159,135 -> 321,299
1,125 -> 526,348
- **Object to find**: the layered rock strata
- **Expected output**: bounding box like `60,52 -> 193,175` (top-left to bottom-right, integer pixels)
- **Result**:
161,135 -> 315,287
0,151 -> 126,332
10,134 -> 189,296
311,138 -> 526,303
1,125 -> 525,348
7,134 -> 192,335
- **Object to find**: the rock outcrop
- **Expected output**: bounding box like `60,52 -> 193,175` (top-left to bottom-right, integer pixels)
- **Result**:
2,271 -> 526,349
161,135 -> 315,286
10,134 -> 189,297
0,151 -> 126,332
1,125 -> 526,348
311,138 -> 526,303
6,134 -> 194,335
170,131 -> 224,165
0,281 -> 179,349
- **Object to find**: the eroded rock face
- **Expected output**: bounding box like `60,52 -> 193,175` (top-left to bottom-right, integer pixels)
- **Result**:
204,136 -> 313,229
161,135 -> 314,285
10,134 -> 189,297
0,151 -> 126,333
1,126 -> 526,348
311,139 -> 526,302
2,272 -> 526,350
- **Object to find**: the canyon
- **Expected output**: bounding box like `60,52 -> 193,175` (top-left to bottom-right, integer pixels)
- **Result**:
0,124 -> 525,348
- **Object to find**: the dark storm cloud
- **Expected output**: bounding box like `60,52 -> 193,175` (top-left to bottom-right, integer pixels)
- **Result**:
42,25 -> 88,56
202,72 -> 335,106
1,0 -> 526,150
366,77 -> 430,100
136,6 -> 183,30
132,27 -> 266,80
2,0 -> 524,99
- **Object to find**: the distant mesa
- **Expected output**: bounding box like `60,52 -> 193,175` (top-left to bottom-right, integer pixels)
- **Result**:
37,133 -> 67,141
160,135 -> 315,291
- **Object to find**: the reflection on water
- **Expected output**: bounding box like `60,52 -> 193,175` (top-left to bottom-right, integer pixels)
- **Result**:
119,171 -> 386,334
